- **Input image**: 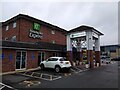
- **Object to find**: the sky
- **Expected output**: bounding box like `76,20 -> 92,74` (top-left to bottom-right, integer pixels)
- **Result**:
1,0 -> 119,45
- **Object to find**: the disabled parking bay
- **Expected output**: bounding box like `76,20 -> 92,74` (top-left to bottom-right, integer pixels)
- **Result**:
18,71 -> 62,81
2,73 -> 42,88
1,67 -> 89,89
2,69 -> 63,88
0,82 -> 16,90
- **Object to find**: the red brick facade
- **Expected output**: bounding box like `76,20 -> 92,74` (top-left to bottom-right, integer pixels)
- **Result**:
1,14 -> 67,73
2,49 -> 16,72
26,51 -> 38,69
2,20 -> 20,42
2,18 -> 66,45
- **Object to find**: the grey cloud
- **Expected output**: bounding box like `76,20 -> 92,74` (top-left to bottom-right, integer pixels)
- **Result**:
1,2 -> 118,45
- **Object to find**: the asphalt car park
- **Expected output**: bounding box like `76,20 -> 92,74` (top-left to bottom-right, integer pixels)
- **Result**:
0,82 -> 17,90
2,66 -> 87,89
1,60 -> 115,89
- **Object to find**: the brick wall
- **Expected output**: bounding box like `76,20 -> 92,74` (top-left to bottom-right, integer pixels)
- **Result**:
26,50 -> 38,69
2,20 -> 20,41
2,49 -> 39,72
2,49 -> 16,72
2,18 -> 66,45
19,18 -> 66,45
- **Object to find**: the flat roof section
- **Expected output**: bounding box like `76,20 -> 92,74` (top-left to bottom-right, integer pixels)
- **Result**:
67,25 -> 104,36
1,41 -> 66,51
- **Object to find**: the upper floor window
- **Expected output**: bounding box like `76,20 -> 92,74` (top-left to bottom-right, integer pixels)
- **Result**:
6,25 -> 9,31
13,22 -> 16,28
52,40 -> 55,44
51,30 -> 55,34
11,36 -> 16,41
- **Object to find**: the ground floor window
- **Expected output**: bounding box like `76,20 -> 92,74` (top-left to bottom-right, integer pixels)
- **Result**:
52,52 -> 61,57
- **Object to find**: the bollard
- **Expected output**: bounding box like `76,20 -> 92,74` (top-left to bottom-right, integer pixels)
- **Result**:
85,64 -> 89,68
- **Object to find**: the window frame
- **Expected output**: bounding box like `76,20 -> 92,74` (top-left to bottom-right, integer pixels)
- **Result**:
13,22 -> 17,28
51,30 -> 55,34
11,35 -> 16,41
6,25 -> 9,31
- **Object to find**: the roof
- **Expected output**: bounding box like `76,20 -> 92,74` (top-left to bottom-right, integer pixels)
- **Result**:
100,44 -> 120,48
67,25 -> 104,36
1,41 -> 66,51
2,14 -> 67,34
1,14 -> 103,35
49,57 -> 65,59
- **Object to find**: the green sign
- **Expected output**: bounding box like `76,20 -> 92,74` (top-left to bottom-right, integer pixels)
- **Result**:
33,23 -> 40,31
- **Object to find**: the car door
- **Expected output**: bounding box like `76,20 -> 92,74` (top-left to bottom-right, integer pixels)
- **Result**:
44,58 -> 58,68
46,58 -> 55,68
49,58 -> 58,68
44,58 -> 51,68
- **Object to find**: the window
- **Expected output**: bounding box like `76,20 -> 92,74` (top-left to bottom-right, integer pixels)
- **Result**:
51,58 -> 58,61
11,36 -> 16,41
13,22 -> 16,28
52,40 -> 55,44
53,53 -> 60,57
51,30 -> 55,34
47,58 -> 58,61
6,25 -> 9,31
47,58 -> 52,61
60,58 -> 68,61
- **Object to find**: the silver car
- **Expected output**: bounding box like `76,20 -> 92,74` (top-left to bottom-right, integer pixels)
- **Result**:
101,56 -> 111,64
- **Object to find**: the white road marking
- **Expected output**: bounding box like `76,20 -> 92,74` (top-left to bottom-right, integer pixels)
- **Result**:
0,85 -> 5,90
19,72 -> 62,81
0,82 -> 15,90
70,67 -> 86,73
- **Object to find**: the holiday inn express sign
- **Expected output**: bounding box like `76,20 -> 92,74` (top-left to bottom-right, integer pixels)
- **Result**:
29,23 -> 43,39
33,23 -> 40,31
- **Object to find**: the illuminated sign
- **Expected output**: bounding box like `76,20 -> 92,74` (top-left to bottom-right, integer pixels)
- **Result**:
29,23 -> 43,39
29,29 -> 43,39
70,31 -> 86,38
33,23 -> 40,31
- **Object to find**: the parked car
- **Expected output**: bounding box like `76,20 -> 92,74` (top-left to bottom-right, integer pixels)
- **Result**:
111,57 -> 120,61
40,57 -> 72,73
101,56 -> 111,64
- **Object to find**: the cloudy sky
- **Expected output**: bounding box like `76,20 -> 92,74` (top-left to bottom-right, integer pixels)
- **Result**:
1,0 -> 119,45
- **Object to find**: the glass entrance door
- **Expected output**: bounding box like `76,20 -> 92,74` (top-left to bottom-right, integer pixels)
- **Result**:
16,51 -> 26,70
38,52 -> 45,66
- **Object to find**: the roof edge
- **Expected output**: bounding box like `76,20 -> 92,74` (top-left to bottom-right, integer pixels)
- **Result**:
2,14 -> 67,33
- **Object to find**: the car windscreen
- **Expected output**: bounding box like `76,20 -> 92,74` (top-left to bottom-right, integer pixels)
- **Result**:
59,58 -> 68,61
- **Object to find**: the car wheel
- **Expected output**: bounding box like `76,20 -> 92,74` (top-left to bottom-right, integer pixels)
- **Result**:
55,66 -> 61,73
40,64 -> 45,70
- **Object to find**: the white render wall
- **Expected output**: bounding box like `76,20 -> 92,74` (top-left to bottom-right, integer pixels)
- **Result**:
86,31 -> 93,50
67,34 -> 72,51
95,36 -> 100,51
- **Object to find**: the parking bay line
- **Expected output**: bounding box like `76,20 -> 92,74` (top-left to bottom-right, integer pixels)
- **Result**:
0,82 -> 16,90
0,85 -> 5,90
70,67 -> 85,73
19,72 -> 62,81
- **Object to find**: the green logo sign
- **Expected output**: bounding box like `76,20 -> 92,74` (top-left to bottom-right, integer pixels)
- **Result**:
33,23 -> 40,31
